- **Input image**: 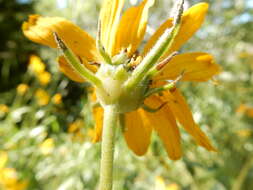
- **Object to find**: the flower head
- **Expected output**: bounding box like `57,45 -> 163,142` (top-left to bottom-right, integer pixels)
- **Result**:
16,83 -> 29,95
155,176 -> 180,190
37,71 -> 51,86
0,104 -> 9,114
0,152 -> 28,190
35,89 -> 50,106
23,0 -> 220,160
39,138 -> 55,155
52,93 -> 62,104
28,55 -> 45,74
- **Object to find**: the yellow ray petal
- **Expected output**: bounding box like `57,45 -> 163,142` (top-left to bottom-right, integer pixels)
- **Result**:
57,56 -> 85,83
144,96 -> 182,160
92,106 -> 104,143
22,15 -> 100,62
99,0 -> 125,55
143,3 -> 209,56
161,89 -> 216,151
124,109 -> 152,156
112,0 -> 155,56
155,52 -> 221,82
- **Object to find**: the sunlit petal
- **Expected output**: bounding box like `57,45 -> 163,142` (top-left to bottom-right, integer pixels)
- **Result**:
155,52 -> 221,82
112,0 -> 154,56
22,15 -> 100,62
99,0 -> 125,55
144,96 -> 182,160
124,109 -> 152,156
161,89 -> 217,151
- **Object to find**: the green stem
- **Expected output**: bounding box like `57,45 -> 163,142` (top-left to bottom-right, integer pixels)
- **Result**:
125,24 -> 180,91
99,105 -> 118,190
124,0 -> 184,91
232,157 -> 253,190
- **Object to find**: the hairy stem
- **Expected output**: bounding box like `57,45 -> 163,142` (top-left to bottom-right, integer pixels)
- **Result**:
99,105 -> 118,190
53,32 -> 102,88
124,0 -> 184,91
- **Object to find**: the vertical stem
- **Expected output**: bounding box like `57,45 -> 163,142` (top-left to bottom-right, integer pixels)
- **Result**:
99,105 -> 118,190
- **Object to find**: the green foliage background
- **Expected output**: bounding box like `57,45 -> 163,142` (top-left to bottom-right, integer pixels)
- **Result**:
0,0 -> 253,189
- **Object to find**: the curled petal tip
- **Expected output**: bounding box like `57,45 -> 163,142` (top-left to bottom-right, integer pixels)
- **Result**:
22,14 -> 40,31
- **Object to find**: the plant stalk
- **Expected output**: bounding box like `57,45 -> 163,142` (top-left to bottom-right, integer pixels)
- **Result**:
99,105 -> 118,190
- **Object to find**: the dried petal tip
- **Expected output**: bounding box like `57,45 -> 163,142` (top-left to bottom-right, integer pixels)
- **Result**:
22,14 -> 40,31
173,0 -> 184,25
156,51 -> 178,71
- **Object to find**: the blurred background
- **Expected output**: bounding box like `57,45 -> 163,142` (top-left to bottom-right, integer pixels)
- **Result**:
0,0 -> 253,189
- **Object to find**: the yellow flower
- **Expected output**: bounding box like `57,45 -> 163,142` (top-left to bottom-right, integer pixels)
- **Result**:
68,120 -> 84,133
0,168 -> 28,190
237,104 -> 253,118
0,168 -> 18,186
0,151 -> 8,169
28,55 -> 45,74
236,129 -> 252,138
52,93 -> 62,104
155,176 -> 180,190
68,120 -> 86,142
0,105 -> 9,114
16,83 -> 29,95
0,152 -> 28,190
23,0 -> 220,160
35,89 -> 50,106
37,71 -> 51,86
39,138 -> 54,155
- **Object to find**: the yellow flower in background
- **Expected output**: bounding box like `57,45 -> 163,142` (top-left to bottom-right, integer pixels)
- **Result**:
237,104 -> 253,118
37,71 -> 51,86
28,55 -> 52,85
236,129 -> 252,138
22,0 -> 221,161
16,83 -> 29,95
0,151 -> 8,169
167,184 -> 180,190
0,104 -> 9,114
155,176 -> 180,190
0,152 -> 28,190
28,55 -> 45,74
68,120 -> 84,133
39,138 -> 55,155
52,93 -> 62,104
68,120 -> 87,142
35,89 -> 50,106
0,168 -> 18,187
0,168 -> 28,190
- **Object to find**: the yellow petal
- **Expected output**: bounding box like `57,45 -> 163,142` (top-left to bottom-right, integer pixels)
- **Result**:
35,89 -> 50,106
143,3 -> 209,56
92,106 -> 104,143
155,52 -> 221,82
144,96 -> 182,160
161,89 -> 216,151
22,15 -> 100,62
143,18 -> 173,55
57,56 -> 85,83
57,55 -> 98,83
112,0 -> 154,56
124,109 -> 152,156
38,71 -> 51,86
99,0 -> 125,55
